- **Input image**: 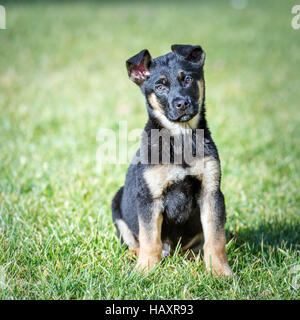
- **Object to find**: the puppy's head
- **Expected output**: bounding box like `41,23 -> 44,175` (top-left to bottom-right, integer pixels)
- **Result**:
126,45 -> 205,128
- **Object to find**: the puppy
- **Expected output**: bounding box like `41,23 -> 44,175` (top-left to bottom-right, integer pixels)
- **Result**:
112,45 -> 232,276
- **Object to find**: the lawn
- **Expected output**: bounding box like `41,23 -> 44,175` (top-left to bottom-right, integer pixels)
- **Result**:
0,0 -> 299,299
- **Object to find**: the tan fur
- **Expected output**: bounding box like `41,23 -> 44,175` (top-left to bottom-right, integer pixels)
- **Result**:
182,232 -> 204,251
148,93 -> 162,112
136,200 -> 163,271
143,156 -> 215,199
130,247 -> 139,256
201,156 -> 220,192
203,229 -> 232,277
141,151 -> 231,275
177,70 -> 184,80
161,75 -> 168,85
186,157 -> 205,177
115,219 -> 139,249
143,164 -> 187,199
197,79 -> 204,106
199,157 -> 232,277
145,157 -> 231,276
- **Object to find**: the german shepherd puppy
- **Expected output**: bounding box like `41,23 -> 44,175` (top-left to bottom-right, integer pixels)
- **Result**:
112,45 -> 232,276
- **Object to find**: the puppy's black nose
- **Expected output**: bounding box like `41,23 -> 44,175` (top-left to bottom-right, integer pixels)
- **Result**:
174,98 -> 190,110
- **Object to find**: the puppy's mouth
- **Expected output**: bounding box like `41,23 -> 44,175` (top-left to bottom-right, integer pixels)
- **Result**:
176,114 -> 194,122
170,111 -> 198,123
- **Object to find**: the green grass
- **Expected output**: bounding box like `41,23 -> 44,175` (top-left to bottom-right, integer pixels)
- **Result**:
0,0 -> 299,299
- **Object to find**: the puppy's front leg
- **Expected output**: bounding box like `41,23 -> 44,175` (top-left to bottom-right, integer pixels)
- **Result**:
199,157 -> 232,277
136,199 -> 163,271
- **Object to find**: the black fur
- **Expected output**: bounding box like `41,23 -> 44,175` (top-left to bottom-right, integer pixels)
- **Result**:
112,44 -> 225,253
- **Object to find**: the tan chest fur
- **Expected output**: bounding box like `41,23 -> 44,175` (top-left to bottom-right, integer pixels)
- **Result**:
143,157 -> 211,199
143,156 -> 220,199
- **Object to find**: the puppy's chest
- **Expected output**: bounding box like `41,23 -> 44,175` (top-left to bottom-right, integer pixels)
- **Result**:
143,161 -> 204,199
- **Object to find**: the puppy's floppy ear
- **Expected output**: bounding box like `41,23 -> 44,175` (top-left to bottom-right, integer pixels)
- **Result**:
126,49 -> 152,85
171,44 -> 205,66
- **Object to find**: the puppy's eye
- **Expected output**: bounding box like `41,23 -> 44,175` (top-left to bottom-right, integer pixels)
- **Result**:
184,76 -> 193,84
156,85 -> 165,91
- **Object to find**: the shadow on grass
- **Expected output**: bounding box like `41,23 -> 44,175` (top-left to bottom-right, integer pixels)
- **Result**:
230,219 -> 300,254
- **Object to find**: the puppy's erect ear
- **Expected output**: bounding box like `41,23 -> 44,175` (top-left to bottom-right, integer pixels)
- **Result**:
171,44 -> 205,66
126,49 -> 152,85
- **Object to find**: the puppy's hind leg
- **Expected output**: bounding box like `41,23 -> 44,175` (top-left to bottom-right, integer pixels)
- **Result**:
115,219 -> 139,254
112,187 -> 139,252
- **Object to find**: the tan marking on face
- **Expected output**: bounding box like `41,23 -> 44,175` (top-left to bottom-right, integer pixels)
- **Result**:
161,75 -> 168,85
136,200 -> 163,271
197,79 -> 204,106
178,70 -> 184,80
115,219 -> 139,250
187,113 -> 200,129
152,109 -> 185,134
148,93 -> 163,112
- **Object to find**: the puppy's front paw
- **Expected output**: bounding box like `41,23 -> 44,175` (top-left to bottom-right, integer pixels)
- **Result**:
207,263 -> 233,277
135,255 -> 161,272
204,254 -> 233,277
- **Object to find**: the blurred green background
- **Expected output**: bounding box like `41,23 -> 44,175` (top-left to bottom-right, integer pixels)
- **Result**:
0,0 -> 299,299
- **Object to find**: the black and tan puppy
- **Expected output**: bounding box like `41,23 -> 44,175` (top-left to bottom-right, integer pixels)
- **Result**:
112,44 -> 232,276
